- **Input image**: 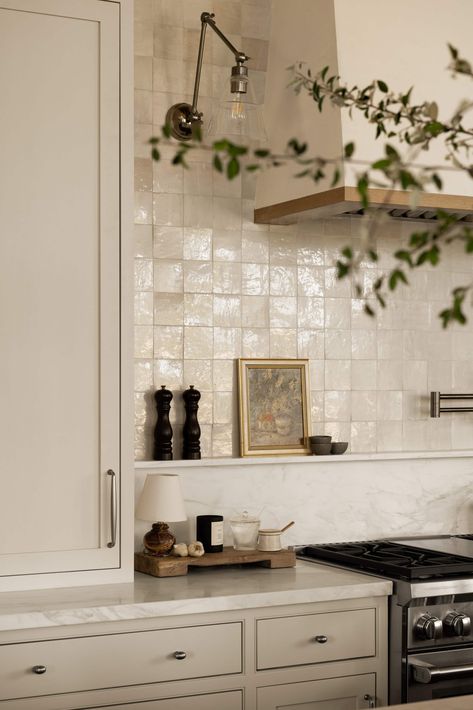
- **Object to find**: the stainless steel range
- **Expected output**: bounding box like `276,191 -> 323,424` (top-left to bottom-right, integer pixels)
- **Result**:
297,535 -> 473,705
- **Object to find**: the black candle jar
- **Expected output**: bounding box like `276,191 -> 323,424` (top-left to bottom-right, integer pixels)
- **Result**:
196,515 -> 224,553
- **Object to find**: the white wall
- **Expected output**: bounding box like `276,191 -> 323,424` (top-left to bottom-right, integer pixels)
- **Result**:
135,0 -> 473,461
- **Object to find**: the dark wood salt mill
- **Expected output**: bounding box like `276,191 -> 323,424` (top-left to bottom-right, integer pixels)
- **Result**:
182,385 -> 201,460
153,385 -> 173,460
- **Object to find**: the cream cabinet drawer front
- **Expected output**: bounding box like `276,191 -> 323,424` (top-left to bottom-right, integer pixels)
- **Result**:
99,690 -> 243,710
0,623 -> 242,700
257,609 -> 375,670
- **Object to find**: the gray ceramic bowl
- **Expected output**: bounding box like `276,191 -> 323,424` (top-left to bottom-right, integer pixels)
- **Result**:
311,442 -> 332,455
309,435 -> 332,443
331,441 -> 348,455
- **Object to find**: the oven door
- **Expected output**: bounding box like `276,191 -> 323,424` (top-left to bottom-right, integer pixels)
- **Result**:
408,648 -> 473,702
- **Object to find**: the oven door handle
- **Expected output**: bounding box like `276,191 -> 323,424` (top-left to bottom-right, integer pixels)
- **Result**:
410,658 -> 473,684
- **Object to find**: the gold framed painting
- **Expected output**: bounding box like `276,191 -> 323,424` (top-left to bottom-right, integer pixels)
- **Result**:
238,358 -> 311,457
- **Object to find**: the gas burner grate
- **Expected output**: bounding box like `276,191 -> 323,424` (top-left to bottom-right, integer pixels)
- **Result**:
298,540 -> 473,580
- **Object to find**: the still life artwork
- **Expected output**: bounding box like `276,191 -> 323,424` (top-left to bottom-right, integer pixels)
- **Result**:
238,359 -> 311,457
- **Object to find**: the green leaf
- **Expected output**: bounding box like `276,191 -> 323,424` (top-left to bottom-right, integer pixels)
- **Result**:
321,65 -> 329,80
388,269 -> 408,290
254,148 -> 270,158
335,260 -> 349,278
213,139 -> 230,151
385,144 -> 400,160
344,142 -> 355,158
377,80 -> 389,93
371,159 -> 391,171
357,175 -> 369,209
341,246 -> 353,259
151,148 -> 160,161
448,43 -> 459,60
227,157 -> 240,180
149,137 -> 159,145
432,173 -> 443,190
424,120 -> 445,137
330,167 -> 341,187
162,124 -> 172,139
213,154 -> 224,173
364,303 -> 375,317
245,164 -> 260,172
394,250 -> 413,266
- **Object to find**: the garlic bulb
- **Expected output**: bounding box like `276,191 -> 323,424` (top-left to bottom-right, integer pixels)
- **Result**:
171,543 -> 189,557
188,541 -> 205,557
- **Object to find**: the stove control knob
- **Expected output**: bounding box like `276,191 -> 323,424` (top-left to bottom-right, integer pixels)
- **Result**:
415,613 -> 443,640
444,611 -> 471,637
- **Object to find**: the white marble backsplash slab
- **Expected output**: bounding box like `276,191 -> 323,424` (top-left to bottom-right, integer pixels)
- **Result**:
135,453 -> 473,551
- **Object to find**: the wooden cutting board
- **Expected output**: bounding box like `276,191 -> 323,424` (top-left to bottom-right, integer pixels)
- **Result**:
135,546 -> 296,578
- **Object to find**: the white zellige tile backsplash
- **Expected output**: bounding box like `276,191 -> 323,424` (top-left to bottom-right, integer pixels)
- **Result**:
134,0 -> 473,460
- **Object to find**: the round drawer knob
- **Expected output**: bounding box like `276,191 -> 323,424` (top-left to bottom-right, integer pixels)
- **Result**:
313,635 -> 328,644
174,651 -> 187,660
32,665 -> 47,675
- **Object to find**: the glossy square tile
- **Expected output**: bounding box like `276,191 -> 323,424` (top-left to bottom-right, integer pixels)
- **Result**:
184,326 -> 213,359
153,260 -> 183,293
153,160 -> 184,194
351,391 -> 377,422
211,424 -> 233,457
212,230 -> 242,262
153,358 -> 184,389
241,295 -> 269,327
297,298 -> 324,329
377,360 -> 403,390
269,328 -> 297,357
135,359 -> 153,391
213,197 -> 242,230
269,297 -> 297,328
153,226 -> 184,260
135,191 -> 153,225
214,295 -> 241,326
135,326 -> 154,358
183,359 -> 212,391
213,391 -> 233,424
309,360 -> 325,392
154,293 -> 184,325
270,235 -> 297,265
213,359 -> 235,391
183,228 -> 212,261
325,360 -> 351,390
135,292 -> 154,325
324,390 -> 351,421
242,231 -> 269,263
184,195 -> 213,228
183,261 -> 213,293
325,330 -> 351,360
153,193 -> 183,226
377,391 -> 403,421
135,55 -> 153,91
154,325 -> 183,359
242,328 -> 270,357
242,263 -> 268,295
350,421 -> 377,452
214,327 -> 241,358
297,330 -> 324,359
134,259 -> 154,291
135,224 -> 153,258
377,421 -> 403,451
352,360 -> 377,390
184,293 -> 213,326
297,266 -> 324,298
351,330 -> 377,360
135,158 -> 153,192
325,298 -> 351,329
213,262 -> 241,294
135,89 -> 152,124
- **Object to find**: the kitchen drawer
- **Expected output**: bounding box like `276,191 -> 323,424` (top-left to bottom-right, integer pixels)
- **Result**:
98,690 -> 243,710
0,622 -> 242,700
257,608 -> 375,670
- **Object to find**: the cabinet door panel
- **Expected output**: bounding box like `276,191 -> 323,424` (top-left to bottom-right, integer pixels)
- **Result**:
0,0 -> 120,575
257,674 -> 376,710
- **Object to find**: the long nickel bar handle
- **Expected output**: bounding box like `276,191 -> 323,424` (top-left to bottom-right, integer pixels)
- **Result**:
107,469 -> 117,548
411,661 -> 473,684
430,391 -> 473,417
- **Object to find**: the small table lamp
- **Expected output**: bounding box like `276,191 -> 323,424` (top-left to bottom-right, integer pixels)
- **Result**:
136,473 -> 187,556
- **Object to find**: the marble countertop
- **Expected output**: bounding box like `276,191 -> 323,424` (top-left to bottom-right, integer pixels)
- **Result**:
0,560 -> 391,632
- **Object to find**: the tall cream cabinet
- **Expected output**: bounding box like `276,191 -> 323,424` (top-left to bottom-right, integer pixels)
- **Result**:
0,0 -> 134,590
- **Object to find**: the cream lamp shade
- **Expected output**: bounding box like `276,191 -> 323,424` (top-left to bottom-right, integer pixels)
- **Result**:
136,474 -> 187,523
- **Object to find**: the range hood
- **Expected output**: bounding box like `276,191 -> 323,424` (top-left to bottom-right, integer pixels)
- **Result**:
254,0 -> 473,224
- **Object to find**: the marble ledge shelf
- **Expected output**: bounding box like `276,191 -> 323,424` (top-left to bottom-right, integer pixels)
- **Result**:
135,449 -> 473,470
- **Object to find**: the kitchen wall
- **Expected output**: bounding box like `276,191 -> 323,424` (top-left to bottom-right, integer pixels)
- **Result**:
134,0 -> 473,461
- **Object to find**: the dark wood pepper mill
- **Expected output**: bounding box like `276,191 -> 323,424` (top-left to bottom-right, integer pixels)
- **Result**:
153,385 -> 173,460
182,385 -> 201,460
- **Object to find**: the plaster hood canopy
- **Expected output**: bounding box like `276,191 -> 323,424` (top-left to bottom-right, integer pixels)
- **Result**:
255,0 -> 473,224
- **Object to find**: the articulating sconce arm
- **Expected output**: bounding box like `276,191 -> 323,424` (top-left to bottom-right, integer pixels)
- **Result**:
166,11 -> 250,141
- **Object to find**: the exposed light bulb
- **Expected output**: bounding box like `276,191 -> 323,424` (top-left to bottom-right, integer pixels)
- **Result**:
230,93 -> 247,121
